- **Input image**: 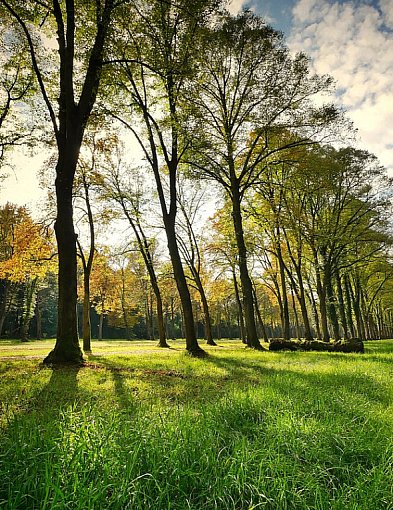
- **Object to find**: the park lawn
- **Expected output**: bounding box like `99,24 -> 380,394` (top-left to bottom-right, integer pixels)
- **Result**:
0,339 -> 392,509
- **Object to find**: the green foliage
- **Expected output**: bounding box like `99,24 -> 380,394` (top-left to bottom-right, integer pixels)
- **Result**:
0,339 -> 392,509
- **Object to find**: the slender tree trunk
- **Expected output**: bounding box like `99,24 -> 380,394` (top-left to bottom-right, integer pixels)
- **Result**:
314,252 -> 329,341
305,276 -> 321,340
98,313 -> 104,341
0,279 -> 10,337
293,265 -> 313,341
192,273 -> 215,345
351,276 -> 365,340
344,274 -> 356,339
290,287 -> 301,340
252,285 -> 269,342
155,288 -> 169,348
324,263 -> 340,341
231,186 -> 261,349
276,243 -> 290,340
82,273 -> 92,352
336,272 -> 349,340
20,278 -> 38,342
165,218 -> 203,354
233,269 -> 246,343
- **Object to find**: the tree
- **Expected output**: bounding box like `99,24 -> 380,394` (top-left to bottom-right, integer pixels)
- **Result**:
102,160 -> 170,348
187,11 -> 339,348
176,179 -> 217,345
0,0 -> 131,363
74,128 -> 116,352
105,0 -> 221,355
0,21 -> 33,168
0,203 -> 55,340
90,249 -> 118,340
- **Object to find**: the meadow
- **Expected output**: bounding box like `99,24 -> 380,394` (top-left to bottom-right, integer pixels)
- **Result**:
0,339 -> 392,509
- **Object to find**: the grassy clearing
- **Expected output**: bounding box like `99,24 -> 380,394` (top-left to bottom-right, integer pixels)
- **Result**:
0,339 -> 392,509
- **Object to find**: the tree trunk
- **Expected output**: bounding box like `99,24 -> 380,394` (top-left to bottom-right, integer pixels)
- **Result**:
155,288 -> 169,348
336,272 -> 349,340
344,274 -> 356,339
324,263 -> 340,341
0,279 -> 10,337
231,187 -> 262,349
252,285 -> 269,342
98,313 -> 104,341
293,264 -> 313,341
314,252 -> 329,341
290,287 -> 301,340
351,275 -> 365,341
192,272 -> 216,346
44,148 -> 83,364
82,272 -> 92,352
306,276 -> 321,340
232,269 -> 246,343
276,243 -> 290,340
165,219 -> 204,355
20,277 -> 38,342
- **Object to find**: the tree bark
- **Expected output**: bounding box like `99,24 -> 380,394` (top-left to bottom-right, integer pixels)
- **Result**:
324,263 -> 340,341
336,271 -> 349,340
344,274 -> 356,339
165,217 -> 204,355
231,186 -> 262,349
82,275 -> 91,351
276,241 -> 291,340
0,279 -> 10,337
232,269 -> 246,343
44,146 -> 83,364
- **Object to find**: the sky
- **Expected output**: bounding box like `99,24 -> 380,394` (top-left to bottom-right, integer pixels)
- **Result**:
228,0 -> 393,175
1,0 -> 393,211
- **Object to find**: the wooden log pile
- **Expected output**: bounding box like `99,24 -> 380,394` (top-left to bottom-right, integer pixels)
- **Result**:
268,338 -> 364,353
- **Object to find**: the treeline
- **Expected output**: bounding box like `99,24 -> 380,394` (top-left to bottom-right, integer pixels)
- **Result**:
0,1 -> 392,361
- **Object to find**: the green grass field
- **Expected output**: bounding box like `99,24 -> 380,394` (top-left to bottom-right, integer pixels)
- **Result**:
0,339 -> 392,509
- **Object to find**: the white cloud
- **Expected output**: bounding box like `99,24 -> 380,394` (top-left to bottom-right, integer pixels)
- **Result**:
379,0 -> 393,27
226,0 -> 248,15
289,0 -> 393,173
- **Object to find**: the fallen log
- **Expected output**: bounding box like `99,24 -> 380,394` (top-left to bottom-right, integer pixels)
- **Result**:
269,338 -> 364,353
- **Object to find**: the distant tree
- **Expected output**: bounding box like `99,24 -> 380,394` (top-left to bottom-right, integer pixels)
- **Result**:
90,249 -> 119,341
102,161 -> 170,347
0,203 -> 55,340
176,180 -> 217,345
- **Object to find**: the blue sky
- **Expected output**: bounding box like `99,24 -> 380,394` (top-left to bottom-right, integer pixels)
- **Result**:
229,0 -> 393,174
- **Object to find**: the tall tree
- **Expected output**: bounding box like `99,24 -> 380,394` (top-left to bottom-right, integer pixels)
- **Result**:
0,0 -> 130,363
106,0 -> 220,355
187,11 -> 339,348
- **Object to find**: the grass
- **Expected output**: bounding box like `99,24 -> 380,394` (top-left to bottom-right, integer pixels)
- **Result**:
0,339 -> 392,509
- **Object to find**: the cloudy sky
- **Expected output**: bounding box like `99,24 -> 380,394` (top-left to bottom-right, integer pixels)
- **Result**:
229,0 -> 393,174
1,0 -> 393,209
